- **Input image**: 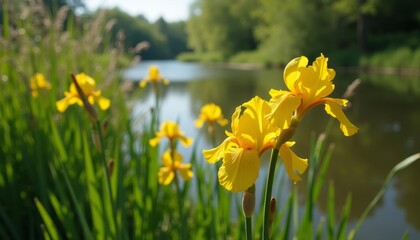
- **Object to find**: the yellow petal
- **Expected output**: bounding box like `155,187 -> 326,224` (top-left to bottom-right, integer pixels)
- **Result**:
178,164 -> 194,181
97,96 -> 111,110
241,96 -> 277,151
149,136 -> 161,147
162,150 -> 173,166
284,56 -> 308,92
163,79 -> 170,85
267,91 -> 301,128
158,167 -> 174,185
56,97 -> 71,112
324,98 -> 358,136
194,118 -> 204,128
279,144 -> 308,183
217,118 -> 228,126
313,54 -> 336,82
139,79 -> 148,88
203,138 -> 232,164
218,148 -> 260,192
179,136 -> 193,147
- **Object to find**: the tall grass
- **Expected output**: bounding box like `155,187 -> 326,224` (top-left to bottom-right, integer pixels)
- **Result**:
0,1 -> 419,240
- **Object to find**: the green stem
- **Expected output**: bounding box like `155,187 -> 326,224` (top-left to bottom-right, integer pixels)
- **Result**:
263,147 -> 280,239
95,120 -> 119,239
174,174 -> 186,240
263,124 -> 297,239
246,217 -> 253,240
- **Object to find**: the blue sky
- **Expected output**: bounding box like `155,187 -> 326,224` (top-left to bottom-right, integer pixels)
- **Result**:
85,0 -> 194,22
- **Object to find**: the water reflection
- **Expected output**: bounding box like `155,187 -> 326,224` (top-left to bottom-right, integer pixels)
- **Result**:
126,61 -> 420,238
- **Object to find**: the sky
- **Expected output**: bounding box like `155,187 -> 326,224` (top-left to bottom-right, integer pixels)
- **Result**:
85,0 -> 194,22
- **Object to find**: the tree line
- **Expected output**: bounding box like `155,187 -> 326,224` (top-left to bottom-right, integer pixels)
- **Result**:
185,0 -> 420,66
2,0 -> 420,65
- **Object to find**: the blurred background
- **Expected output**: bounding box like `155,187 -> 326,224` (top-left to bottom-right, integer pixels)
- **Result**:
1,0 -> 419,239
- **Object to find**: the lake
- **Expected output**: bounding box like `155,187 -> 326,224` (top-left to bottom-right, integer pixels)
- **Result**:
123,60 -> 420,239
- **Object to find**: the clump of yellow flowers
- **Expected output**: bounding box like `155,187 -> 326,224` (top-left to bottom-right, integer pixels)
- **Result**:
30,73 -> 51,97
150,121 -> 194,185
195,103 -> 228,129
203,96 -> 307,192
195,103 -> 228,139
267,54 -> 358,136
56,73 -> 110,113
202,54 -> 358,239
139,65 -> 169,91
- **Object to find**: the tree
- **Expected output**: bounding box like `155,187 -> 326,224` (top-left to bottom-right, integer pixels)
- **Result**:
186,0 -> 259,59
155,18 -> 189,58
103,8 -> 170,59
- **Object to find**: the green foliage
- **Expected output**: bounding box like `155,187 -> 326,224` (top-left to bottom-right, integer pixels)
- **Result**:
361,47 -> 420,69
176,51 -> 225,62
83,8 -> 190,60
186,0 -> 258,59
1,1 -> 419,240
185,0 -> 420,67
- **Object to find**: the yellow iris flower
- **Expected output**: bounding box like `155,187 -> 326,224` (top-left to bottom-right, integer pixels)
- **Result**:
267,54 -> 358,136
139,65 -> 170,88
30,73 -> 51,97
203,96 -> 307,192
158,150 -> 194,185
194,103 -> 228,128
150,121 -> 193,147
56,73 -> 110,112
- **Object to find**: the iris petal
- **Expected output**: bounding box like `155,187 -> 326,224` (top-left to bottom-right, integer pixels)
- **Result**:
218,148 -> 260,192
194,119 -> 204,128
158,168 -> 174,185
203,138 -> 233,164
279,144 -> 308,183
324,98 -> 359,136
284,56 -> 308,92
267,91 -> 301,128
97,97 -> 110,110
56,97 -> 71,112
149,136 -> 161,147
178,165 -> 194,181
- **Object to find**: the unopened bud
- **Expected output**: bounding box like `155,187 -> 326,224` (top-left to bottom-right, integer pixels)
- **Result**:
91,132 -> 102,152
102,119 -> 109,136
269,197 -> 277,237
276,126 -> 296,149
107,159 -> 114,176
242,185 -> 255,218
270,197 -> 276,222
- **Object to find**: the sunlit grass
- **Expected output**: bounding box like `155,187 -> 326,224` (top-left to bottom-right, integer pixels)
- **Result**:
0,2 -> 419,240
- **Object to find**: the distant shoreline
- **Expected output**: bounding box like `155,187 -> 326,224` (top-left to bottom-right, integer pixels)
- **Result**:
201,61 -> 420,76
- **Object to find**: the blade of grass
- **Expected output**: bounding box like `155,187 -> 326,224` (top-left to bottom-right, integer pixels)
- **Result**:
327,182 -> 335,240
281,193 -> 294,240
315,217 -> 325,240
83,132 -> 106,238
34,198 -> 59,240
347,153 -> 420,240
336,193 -> 352,240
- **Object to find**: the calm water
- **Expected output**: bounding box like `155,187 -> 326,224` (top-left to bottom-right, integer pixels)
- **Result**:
124,60 -> 420,239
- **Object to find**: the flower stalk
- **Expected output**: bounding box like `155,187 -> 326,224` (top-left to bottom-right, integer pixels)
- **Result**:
243,185 -> 255,240
69,73 -> 118,238
263,119 -> 298,240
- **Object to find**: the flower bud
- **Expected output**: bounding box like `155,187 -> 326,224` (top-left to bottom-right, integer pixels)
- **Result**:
91,132 -> 102,152
269,197 -> 276,222
269,197 -> 277,237
242,185 -> 255,218
107,159 -> 114,176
